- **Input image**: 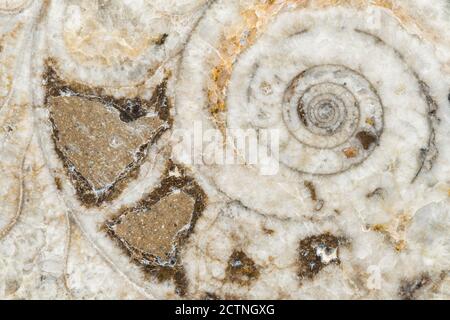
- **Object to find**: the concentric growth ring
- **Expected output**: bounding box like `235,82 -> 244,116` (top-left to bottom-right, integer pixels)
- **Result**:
175,2 -> 441,220
282,64 -> 383,174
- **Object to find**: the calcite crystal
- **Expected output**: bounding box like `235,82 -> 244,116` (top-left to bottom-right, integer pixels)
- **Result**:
0,0 -> 449,300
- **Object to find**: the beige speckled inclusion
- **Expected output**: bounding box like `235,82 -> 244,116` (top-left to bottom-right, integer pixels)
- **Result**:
48,96 -> 163,190
114,192 -> 195,258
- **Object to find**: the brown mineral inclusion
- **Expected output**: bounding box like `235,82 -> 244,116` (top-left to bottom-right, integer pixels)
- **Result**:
113,192 -> 195,259
356,131 -> 378,150
49,96 -> 164,191
225,250 -> 260,285
298,233 -> 344,280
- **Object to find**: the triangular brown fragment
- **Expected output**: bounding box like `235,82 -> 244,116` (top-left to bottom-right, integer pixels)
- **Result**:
106,161 -> 207,296
49,96 -> 164,191
114,192 -> 195,259
44,63 -> 172,206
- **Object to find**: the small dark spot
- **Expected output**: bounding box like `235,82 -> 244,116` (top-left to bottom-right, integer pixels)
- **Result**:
118,99 -> 147,123
54,177 -> 62,191
155,33 -> 169,46
356,131 -> 378,150
297,101 -> 308,126
366,187 -> 386,199
202,292 -> 221,300
225,250 -> 260,285
262,226 -> 275,235
399,273 -> 431,300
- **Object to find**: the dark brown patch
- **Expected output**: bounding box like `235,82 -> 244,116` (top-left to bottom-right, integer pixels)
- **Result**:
106,161 -> 207,296
225,250 -> 260,285
304,181 -> 317,201
262,226 -> 275,236
44,60 -> 172,207
356,131 -> 378,150
54,176 -> 62,191
298,233 -> 346,281
297,101 -> 308,127
155,33 -> 169,46
399,273 -> 431,300
366,187 -> 386,199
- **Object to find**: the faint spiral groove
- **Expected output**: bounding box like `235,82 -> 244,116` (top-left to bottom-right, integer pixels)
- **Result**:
281,64 -> 383,174
174,1 -> 445,221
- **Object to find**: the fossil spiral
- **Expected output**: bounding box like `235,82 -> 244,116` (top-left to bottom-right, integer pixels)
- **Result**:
0,0 -> 448,300
175,1 -> 445,220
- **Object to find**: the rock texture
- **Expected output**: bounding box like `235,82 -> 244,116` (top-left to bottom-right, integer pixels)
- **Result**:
0,0 -> 449,300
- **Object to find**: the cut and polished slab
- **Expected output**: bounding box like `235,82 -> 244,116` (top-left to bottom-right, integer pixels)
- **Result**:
0,0 -> 449,300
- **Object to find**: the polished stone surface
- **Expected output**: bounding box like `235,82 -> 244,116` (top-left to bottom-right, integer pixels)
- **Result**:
0,0 -> 449,300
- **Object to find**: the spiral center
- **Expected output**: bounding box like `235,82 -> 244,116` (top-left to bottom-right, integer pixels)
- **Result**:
283,65 -> 382,151
309,99 -> 343,133
316,102 -> 335,122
